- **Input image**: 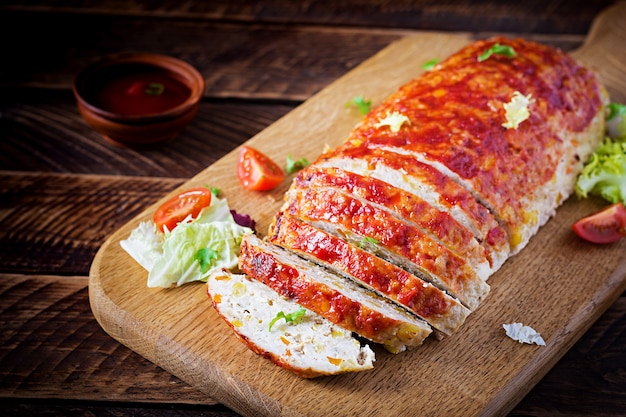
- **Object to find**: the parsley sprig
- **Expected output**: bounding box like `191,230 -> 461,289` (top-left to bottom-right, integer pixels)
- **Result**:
607,103 -> 626,121
477,43 -> 516,62
285,155 -> 310,174
422,58 -> 440,71
145,82 -> 165,95
194,248 -> 218,273
345,95 -> 373,115
359,236 -> 379,248
268,306 -> 306,331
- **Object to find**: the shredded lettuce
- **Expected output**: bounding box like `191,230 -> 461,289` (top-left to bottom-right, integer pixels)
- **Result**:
575,137 -> 626,204
148,219 -> 250,287
119,221 -> 163,271
120,197 -> 253,288
502,92 -> 534,130
374,111 -> 410,133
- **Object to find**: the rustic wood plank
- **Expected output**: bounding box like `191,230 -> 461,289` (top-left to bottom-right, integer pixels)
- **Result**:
1,402 -> 239,417
0,274 -> 623,416
0,10 -> 404,98
1,2 -> 623,416
0,90 -> 292,175
1,0 -> 615,34
0,173 -> 184,275
0,274 -> 212,405
511,298 -> 626,416
0,10 -> 586,96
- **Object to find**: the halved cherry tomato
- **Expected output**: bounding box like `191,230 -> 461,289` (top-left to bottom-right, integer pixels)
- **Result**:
572,203 -> 626,244
153,187 -> 213,232
237,145 -> 286,191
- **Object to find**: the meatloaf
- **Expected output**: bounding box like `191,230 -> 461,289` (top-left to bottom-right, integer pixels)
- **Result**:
211,36 -> 608,376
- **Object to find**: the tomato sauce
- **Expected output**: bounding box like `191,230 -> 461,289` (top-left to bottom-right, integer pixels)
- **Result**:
295,167 -> 483,259
89,65 -> 191,116
289,187 -> 476,297
269,213 -> 453,319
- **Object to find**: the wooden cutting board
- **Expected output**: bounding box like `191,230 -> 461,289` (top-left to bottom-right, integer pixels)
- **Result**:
89,3 -> 626,416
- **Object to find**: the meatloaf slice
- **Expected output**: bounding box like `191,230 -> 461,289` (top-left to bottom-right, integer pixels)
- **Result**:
268,212 -> 471,335
283,186 -> 490,309
292,166 -> 492,279
238,234 -> 432,353
207,269 -> 375,378
312,148 -> 510,272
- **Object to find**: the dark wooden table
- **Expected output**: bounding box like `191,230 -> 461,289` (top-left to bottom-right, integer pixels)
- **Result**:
1,1 -> 624,416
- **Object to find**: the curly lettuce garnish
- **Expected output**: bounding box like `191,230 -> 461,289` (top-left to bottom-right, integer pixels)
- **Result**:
374,111 -> 410,133
502,92 -> 534,129
121,197 -> 254,288
575,137 -> 626,204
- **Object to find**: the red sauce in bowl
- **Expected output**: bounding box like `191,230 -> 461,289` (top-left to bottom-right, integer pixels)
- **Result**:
73,53 -> 204,147
86,65 -> 192,116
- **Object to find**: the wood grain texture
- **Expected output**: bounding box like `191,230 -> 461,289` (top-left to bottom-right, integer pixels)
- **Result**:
0,10 -> 404,99
2,2 -> 625,416
0,90 -> 292,176
0,274 -> 211,404
1,174 -> 623,415
89,6 -> 626,416
0,8 -> 588,98
572,1 -> 626,103
0,173 -> 183,274
512,299 -> 626,416
2,403 -> 238,417
1,0 -> 615,34
1,273 -> 623,415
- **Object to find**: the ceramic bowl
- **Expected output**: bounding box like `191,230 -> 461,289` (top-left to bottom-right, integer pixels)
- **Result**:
73,53 -> 205,147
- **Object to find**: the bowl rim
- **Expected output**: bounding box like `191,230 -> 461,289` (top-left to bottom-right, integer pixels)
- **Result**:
72,52 -> 205,123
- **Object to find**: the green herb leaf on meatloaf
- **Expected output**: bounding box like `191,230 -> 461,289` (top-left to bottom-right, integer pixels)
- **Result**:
477,43 -> 516,62
269,306 -> 307,331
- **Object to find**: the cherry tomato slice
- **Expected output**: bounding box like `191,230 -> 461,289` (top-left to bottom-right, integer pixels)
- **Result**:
572,203 -> 626,244
153,187 -> 213,232
237,146 -> 286,191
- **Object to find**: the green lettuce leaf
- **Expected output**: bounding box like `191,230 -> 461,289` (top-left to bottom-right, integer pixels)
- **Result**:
148,220 -> 251,287
575,137 -> 626,204
119,221 -> 163,271
121,197 -> 253,288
